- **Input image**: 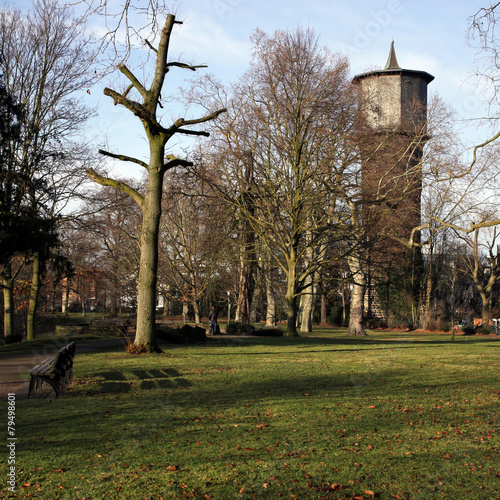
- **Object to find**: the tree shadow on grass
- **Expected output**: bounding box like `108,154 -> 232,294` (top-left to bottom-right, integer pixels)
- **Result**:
71,367 -> 191,395
27,364 -> 500,461
175,334 -> 498,359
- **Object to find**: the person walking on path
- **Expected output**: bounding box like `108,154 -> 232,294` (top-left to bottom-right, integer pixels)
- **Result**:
208,305 -> 219,335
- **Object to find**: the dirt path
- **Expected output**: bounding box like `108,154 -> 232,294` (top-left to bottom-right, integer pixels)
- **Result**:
0,337 -> 126,401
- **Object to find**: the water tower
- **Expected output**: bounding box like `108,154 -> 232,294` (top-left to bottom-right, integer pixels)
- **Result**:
352,42 -> 434,321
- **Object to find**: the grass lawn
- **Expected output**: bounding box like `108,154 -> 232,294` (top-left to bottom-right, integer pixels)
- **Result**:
2,330 -> 499,499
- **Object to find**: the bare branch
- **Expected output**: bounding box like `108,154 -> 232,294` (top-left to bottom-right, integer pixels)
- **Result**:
166,62 -> 208,71
118,64 -> 148,99
103,87 -> 156,129
176,128 -> 210,137
86,168 -> 145,208
164,155 -> 193,172
149,14 -> 176,105
98,149 -> 148,169
182,108 -> 227,127
144,39 -> 158,54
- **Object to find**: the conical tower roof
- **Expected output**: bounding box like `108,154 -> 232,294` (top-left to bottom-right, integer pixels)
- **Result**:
384,40 -> 401,70
352,41 -> 434,84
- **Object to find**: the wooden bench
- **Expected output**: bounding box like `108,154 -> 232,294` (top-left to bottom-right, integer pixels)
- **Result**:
28,342 -> 76,398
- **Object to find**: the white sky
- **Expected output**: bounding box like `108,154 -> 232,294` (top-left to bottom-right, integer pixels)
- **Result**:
6,0 -> 495,179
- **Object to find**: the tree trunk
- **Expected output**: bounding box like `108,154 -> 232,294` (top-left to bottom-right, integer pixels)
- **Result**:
265,273 -> 276,326
423,246 -> 433,330
1,263 -> 14,340
299,284 -> 315,333
62,277 -> 69,315
27,254 -> 41,340
480,290 -> 490,327
342,285 -> 347,326
285,248 -> 299,336
348,254 -> 367,336
134,161 -> 163,351
236,251 -> 255,323
320,290 -> 327,325
235,153 -> 256,323
192,300 -> 201,324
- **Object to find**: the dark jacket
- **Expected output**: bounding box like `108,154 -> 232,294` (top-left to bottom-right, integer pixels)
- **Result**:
209,307 -> 218,321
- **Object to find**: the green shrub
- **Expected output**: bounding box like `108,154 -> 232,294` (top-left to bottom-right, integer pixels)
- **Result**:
388,319 -> 412,331
425,321 -> 438,331
155,325 -> 206,344
438,322 -> 451,332
225,322 -> 240,334
479,325 -> 493,334
461,325 -> 476,335
365,319 -> 388,330
254,326 -> 283,337
226,322 -> 255,335
4,333 -> 23,344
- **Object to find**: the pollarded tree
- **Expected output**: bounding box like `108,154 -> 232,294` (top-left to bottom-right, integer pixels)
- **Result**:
87,14 -> 225,351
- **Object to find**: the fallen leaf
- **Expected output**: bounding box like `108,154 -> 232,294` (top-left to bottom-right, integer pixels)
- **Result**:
22,483 -> 30,488
368,405 -> 376,408
256,424 -> 270,429
365,491 -> 375,498
165,465 -> 178,471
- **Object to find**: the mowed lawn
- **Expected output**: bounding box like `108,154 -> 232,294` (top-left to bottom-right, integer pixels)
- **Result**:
3,331 -> 499,499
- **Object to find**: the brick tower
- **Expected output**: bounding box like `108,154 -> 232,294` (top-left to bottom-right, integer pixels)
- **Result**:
352,42 -> 434,322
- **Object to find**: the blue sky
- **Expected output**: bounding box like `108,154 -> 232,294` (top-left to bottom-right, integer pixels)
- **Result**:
6,0 -> 493,177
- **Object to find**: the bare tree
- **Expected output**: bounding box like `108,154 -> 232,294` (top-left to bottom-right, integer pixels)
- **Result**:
86,14 -> 225,351
0,0 -> 96,339
464,224 -> 500,326
79,186 -> 142,313
159,169 -> 231,324
199,27 -> 358,336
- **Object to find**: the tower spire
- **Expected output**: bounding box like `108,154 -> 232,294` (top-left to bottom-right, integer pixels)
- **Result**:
384,40 -> 401,70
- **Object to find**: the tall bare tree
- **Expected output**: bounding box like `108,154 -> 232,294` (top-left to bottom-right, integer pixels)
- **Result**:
198,27 -> 358,336
0,0 -> 95,339
87,14 -> 225,351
